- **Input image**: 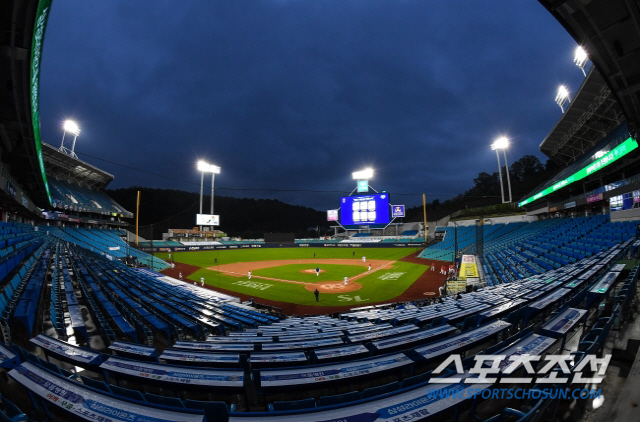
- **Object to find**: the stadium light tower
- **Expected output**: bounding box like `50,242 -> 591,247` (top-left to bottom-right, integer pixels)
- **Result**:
197,160 -> 221,229
59,120 -> 80,158
555,85 -> 572,113
491,137 -> 512,203
352,168 -> 373,193
574,46 -> 589,76
352,168 -> 374,180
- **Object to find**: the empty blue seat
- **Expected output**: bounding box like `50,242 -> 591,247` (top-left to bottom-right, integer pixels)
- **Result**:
80,376 -> 111,393
361,381 -> 401,399
144,393 -> 184,408
184,400 -> 231,421
400,371 -> 431,389
316,391 -> 361,407
109,385 -> 145,401
0,395 -> 27,422
268,398 -> 316,412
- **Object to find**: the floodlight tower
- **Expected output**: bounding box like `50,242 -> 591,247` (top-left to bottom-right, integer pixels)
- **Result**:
491,136 -> 512,203
555,85 -> 572,113
197,161 -> 221,230
59,120 -> 80,158
352,167 -> 374,192
574,46 -> 589,76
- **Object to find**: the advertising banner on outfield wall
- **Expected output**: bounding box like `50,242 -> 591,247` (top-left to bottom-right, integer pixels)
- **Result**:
142,242 -> 424,252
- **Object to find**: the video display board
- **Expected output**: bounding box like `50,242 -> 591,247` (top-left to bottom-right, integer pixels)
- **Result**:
340,193 -> 390,225
196,214 -> 220,226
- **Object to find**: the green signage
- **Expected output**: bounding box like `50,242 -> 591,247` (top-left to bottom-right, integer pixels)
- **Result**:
357,180 -> 368,193
519,137 -> 639,207
30,0 -> 53,204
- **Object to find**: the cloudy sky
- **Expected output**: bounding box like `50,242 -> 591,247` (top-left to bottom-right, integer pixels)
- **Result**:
39,0 -> 587,211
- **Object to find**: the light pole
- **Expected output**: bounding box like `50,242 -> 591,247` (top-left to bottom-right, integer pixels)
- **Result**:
491,137 -> 512,203
59,120 -> 80,158
197,161 -> 221,230
555,85 -> 571,113
574,46 -> 588,76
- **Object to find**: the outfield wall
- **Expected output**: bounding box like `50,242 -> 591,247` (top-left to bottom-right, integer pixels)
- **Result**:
139,242 -> 425,253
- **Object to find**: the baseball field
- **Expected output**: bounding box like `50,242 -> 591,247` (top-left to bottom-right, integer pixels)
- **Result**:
156,247 -> 449,314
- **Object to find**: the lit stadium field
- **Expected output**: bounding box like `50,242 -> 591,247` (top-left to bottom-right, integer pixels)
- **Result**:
155,247 -> 439,308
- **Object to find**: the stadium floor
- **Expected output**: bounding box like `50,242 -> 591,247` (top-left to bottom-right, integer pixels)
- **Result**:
161,250 -> 449,315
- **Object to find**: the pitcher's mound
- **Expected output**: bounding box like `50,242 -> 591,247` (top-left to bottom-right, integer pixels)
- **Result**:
305,282 -> 362,293
301,269 -> 326,274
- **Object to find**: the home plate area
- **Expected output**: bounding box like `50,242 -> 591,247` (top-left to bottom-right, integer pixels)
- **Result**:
304,281 -> 363,293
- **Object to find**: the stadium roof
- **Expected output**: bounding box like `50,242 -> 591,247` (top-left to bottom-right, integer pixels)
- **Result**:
0,0 -> 51,207
540,0 -> 640,140
539,68 -> 624,166
42,143 -> 114,189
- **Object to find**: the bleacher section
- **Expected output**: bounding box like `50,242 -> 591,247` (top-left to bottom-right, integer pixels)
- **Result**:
48,178 -> 132,217
420,215 -> 640,286
45,226 -> 169,271
0,218 -> 638,422
135,240 -> 184,248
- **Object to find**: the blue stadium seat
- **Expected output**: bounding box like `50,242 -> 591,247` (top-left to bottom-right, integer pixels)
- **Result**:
268,398 -> 316,412
144,393 -> 184,408
316,391 -> 361,407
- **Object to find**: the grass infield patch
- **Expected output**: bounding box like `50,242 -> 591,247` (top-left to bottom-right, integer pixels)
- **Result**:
157,247 -> 429,307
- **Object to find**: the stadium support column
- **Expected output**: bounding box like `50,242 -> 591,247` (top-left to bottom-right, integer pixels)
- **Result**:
423,194 -> 427,243
150,225 -> 154,271
476,217 -> 484,261
211,172 -> 216,216
496,149 -> 505,203
503,149 -> 512,203
454,221 -> 458,262
199,171 -> 204,231
136,191 -> 140,246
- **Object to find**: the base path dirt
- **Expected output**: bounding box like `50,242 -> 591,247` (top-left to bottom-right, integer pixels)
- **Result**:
208,259 -> 391,276
160,252 -> 451,316
207,259 -> 394,293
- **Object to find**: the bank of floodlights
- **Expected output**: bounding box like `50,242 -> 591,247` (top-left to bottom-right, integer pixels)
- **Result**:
59,120 -> 81,158
574,46 -> 589,76
352,168 -> 374,180
555,85 -> 572,113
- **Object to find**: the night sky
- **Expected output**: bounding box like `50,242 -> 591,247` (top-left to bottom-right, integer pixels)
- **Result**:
39,1 -> 587,211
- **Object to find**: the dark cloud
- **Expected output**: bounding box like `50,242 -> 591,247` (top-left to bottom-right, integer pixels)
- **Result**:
39,0 -> 587,211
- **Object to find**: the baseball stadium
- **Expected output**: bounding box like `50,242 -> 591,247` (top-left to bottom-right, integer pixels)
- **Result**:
1,1 -> 640,421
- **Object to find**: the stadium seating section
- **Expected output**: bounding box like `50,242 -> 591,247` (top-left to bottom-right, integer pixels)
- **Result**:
421,215 -> 639,285
48,178 -> 133,217
0,216 -> 638,421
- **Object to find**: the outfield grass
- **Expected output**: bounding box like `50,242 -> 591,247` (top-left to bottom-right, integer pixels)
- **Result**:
156,247 -> 428,307
155,247 -> 421,267
253,264 -> 366,282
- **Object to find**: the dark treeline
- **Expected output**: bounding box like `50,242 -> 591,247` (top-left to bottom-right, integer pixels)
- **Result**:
107,155 -> 559,237
106,187 -> 327,239
404,155 -> 560,222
